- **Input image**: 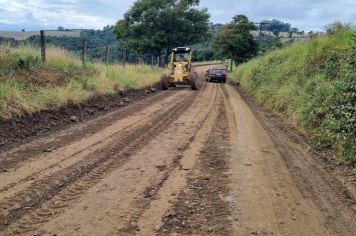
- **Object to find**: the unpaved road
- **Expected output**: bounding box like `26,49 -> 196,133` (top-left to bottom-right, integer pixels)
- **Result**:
0,66 -> 355,236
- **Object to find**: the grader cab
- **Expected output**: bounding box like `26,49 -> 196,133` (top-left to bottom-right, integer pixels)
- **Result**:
161,47 -> 198,90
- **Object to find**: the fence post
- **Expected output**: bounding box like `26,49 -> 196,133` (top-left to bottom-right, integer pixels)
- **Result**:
105,45 -> 109,66
122,48 -> 126,67
82,38 -> 87,65
40,30 -> 46,62
135,52 -> 138,67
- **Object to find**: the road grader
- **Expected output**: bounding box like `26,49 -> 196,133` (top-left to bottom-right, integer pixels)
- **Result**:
160,47 -> 198,90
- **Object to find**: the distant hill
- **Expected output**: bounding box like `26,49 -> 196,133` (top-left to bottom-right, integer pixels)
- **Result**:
0,30 -> 82,40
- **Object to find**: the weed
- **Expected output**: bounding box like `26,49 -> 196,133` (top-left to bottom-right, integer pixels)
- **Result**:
0,45 -> 164,119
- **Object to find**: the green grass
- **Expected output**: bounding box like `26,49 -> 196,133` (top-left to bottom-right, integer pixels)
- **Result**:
0,45 -> 164,120
231,29 -> 356,166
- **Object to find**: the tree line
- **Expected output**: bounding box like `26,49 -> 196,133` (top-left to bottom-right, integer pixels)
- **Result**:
113,0 -> 304,65
0,0 -> 305,65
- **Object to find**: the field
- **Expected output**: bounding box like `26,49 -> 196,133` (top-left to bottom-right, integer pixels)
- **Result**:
231,28 -> 356,164
0,45 -> 164,119
0,30 -> 81,40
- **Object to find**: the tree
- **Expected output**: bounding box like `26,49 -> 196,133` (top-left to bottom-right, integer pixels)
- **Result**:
212,15 -> 258,64
260,19 -> 292,32
114,0 -> 210,63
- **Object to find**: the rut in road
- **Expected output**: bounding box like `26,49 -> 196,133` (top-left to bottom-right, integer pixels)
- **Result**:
0,66 -> 355,236
0,84 -> 204,234
34,82 -> 220,235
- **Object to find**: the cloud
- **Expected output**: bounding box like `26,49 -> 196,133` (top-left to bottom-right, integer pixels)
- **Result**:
0,0 -> 132,30
0,0 -> 355,31
200,0 -> 356,31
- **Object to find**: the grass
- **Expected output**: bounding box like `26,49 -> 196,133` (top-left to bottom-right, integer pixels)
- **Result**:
0,45 -> 164,120
231,28 -> 356,166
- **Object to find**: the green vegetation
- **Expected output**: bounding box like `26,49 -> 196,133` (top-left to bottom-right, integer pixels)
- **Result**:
212,15 -> 258,64
114,0 -> 210,60
259,19 -> 298,33
192,42 -> 221,62
0,45 -> 164,119
231,28 -> 356,165
23,26 -> 127,64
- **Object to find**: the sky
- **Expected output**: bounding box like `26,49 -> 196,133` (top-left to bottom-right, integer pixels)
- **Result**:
0,0 -> 355,32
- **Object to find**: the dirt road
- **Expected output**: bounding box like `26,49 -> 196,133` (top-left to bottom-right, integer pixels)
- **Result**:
0,66 -> 355,236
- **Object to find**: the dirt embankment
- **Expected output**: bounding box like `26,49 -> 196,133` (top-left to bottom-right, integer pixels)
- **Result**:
0,85 -> 161,153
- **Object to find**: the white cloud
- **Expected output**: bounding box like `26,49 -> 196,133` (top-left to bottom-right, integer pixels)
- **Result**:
0,0 -> 355,31
201,0 -> 356,31
0,0 -> 132,30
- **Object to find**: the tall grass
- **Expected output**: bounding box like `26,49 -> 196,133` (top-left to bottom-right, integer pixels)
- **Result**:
231,29 -> 356,165
0,45 -> 164,120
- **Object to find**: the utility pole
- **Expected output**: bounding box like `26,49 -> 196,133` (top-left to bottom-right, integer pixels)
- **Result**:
255,22 -> 269,45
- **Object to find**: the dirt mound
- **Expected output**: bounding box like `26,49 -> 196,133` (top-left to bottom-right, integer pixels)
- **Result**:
0,85 -> 161,152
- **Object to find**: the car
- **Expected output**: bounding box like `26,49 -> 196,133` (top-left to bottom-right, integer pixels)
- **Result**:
205,68 -> 228,83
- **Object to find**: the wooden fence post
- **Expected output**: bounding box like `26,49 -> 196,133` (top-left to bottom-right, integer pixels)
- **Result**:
82,38 -> 87,65
122,48 -> 126,67
105,45 -> 109,66
135,52 -> 138,67
40,30 -> 46,62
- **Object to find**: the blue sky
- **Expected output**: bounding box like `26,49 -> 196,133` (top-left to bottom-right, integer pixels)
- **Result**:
0,0 -> 355,31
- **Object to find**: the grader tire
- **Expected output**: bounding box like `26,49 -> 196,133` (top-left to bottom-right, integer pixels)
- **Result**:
161,75 -> 168,90
190,72 -> 198,90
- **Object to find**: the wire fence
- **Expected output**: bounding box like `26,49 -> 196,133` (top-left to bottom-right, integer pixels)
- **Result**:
9,30 -> 169,68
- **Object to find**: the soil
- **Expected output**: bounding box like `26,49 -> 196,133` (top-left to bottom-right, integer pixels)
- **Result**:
234,85 -> 356,191
0,83 -> 161,153
0,66 -> 354,236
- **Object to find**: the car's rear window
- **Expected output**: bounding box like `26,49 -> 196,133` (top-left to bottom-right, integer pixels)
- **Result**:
211,69 -> 225,73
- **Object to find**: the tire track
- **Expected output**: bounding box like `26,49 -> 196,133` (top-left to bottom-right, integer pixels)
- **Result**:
0,90 -> 187,196
116,83 -> 220,235
0,86 -> 201,234
158,97 -> 231,235
0,89 -> 180,170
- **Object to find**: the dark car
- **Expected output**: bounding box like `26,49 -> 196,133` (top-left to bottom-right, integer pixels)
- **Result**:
205,68 -> 228,83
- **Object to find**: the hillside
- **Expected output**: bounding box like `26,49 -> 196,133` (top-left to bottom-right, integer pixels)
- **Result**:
231,29 -> 356,165
0,30 -> 81,41
0,45 -> 164,120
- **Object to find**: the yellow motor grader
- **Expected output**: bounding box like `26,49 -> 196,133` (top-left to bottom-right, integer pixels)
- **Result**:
161,47 -> 198,90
